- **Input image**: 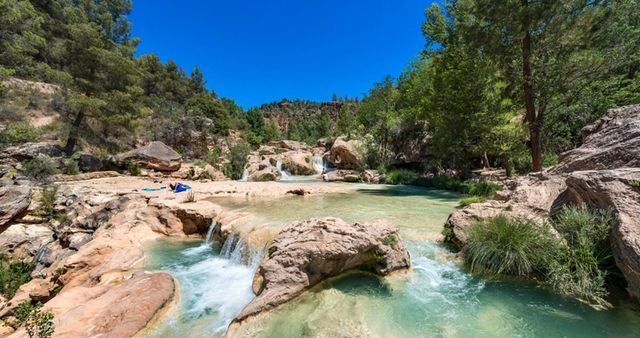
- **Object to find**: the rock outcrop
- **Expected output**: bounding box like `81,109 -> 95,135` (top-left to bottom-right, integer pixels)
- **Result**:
0,142 -> 64,162
0,185 -> 31,229
444,103 -> 640,303
244,140 -> 324,181
563,169 -> 640,301
327,137 -> 364,170
116,141 -> 182,172
228,217 -> 410,331
552,104 -> 640,173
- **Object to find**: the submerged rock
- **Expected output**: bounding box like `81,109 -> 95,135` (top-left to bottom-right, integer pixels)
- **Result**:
228,217 -> 410,331
116,141 -> 182,172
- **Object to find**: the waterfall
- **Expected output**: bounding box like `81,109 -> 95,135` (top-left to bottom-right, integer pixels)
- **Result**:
219,232 -> 264,268
205,221 -> 216,244
239,169 -> 249,182
313,156 -> 325,174
276,161 -> 291,180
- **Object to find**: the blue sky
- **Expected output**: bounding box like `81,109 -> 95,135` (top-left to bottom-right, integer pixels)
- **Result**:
130,0 -> 435,109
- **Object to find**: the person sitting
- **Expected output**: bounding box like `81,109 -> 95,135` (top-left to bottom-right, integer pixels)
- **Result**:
169,182 -> 191,193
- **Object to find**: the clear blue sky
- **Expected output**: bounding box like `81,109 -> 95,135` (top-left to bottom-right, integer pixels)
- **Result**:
130,0 -> 435,109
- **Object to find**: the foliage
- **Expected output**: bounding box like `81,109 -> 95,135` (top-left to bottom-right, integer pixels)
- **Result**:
0,121 -> 39,149
546,206 -> 615,306
458,196 -> 487,208
20,157 -> 57,182
184,191 -> 196,203
61,158 -> 79,175
224,142 -> 250,180
37,185 -> 57,219
263,118 -> 281,143
15,301 -> 55,338
384,169 -> 419,185
382,234 -> 397,247
465,181 -> 501,198
127,161 -> 141,176
0,255 -> 34,298
465,216 -> 556,276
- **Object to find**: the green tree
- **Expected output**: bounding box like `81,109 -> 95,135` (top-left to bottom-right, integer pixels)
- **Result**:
264,118 -> 281,143
186,93 -> 229,135
335,103 -> 354,137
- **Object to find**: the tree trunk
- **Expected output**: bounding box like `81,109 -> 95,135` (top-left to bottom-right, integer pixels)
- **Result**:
63,110 -> 84,156
501,154 -> 512,177
521,0 -> 543,172
482,152 -> 490,168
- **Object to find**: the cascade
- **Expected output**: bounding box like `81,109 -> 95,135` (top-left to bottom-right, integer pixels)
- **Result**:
239,169 -> 249,181
204,221 -> 216,244
313,156 -> 325,174
276,160 -> 291,180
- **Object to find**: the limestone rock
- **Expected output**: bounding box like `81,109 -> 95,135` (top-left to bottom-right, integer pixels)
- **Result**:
279,152 -> 315,175
42,272 -> 175,338
0,185 -> 32,229
0,142 -> 64,162
116,141 -> 182,172
553,104 -> 640,173
230,217 -> 409,327
249,166 -> 280,182
0,223 -> 54,258
327,137 -> 364,170
564,169 -> 640,301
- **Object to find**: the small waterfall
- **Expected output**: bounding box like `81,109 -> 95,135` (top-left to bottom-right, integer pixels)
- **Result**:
276,161 -> 291,180
313,156 -> 325,174
220,232 -> 264,268
239,169 -> 249,182
205,221 -> 216,244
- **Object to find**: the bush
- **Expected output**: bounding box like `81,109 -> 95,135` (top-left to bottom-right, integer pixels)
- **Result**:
15,301 -> 55,338
0,256 -> 34,298
465,181 -> 501,197
465,215 -> 556,276
546,206 -> 615,307
225,142 -> 250,180
458,196 -> 487,208
511,152 -> 560,175
127,162 -> 141,176
61,158 -> 79,175
20,157 -> 57,182
0,121 -> 40,149
414,175 -> 467,191
385,169 -> 419,185
38,186 -> 58,219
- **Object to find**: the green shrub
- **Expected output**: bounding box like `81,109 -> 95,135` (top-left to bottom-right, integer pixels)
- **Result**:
38,186 -> 58,219
0,256 -> 34,298
225,142 -> 250,180
546,206 -> 615,307
385,169 -> 419,185
202,146 -> 222,167
21,157 -> 57,182
465,181 -> 501,197
15,301 -> 55,338
382,234 -> 397,247
0,121 -> 40,149
414,175 -> 467,191
465,215 -> 556,276
458,196 -> 487,208
127,162 -> 141,176
61,158 -> 79,175
511,152 -> 559,174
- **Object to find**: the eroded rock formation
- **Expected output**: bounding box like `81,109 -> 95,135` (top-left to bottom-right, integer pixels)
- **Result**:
228,217 -> 410,332
116,141 -> 182,172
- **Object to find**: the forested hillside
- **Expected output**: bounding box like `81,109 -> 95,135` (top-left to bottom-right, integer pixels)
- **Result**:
0,0 -> 244,159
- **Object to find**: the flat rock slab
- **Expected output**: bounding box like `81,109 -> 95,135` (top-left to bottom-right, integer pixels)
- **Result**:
0,185 -> 31,229
229,217 -> 410,331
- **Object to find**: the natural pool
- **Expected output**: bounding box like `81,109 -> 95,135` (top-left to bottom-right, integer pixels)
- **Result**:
144,184 -> 640,338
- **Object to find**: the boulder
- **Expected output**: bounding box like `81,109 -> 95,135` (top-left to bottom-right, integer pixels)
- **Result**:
552,104 -> 640,173
116,142 -> 182,172
0,185 -> 31,229
564,169 -> 640,301
327,137 -> 364,170
229,217 -> 410,329
0,223 -> 54,258
444,173 -> 567,248
249,167 -> 280,182
0,142 -> 63,162
273,140 -> 309,151
77,153 -> 104,172
279,152 -> 315,175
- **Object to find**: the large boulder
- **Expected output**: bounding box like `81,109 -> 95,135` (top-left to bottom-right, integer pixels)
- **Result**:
116,141 -> 182,172
327,137 -> 364,170
552,104 -> 640,173
279,152 -> 316,175
228,217 -> 410,330
0,185 -> 31,230
564,169 -> 640,302
0,223 -> 54,259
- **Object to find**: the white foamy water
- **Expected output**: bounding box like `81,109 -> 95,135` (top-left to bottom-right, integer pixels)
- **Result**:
275,160 -> 291,180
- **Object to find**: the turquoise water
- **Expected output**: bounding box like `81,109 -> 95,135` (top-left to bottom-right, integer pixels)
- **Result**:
145,184 -> 640,337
